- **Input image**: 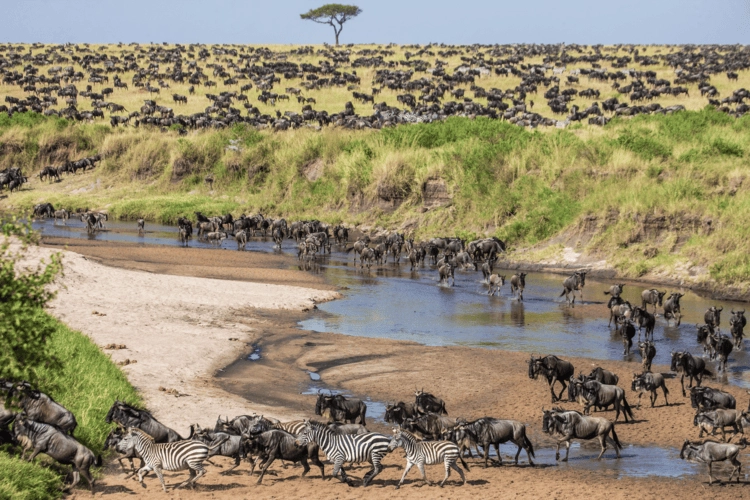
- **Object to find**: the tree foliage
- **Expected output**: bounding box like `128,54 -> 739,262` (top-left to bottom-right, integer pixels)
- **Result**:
0,216 -> 63,382
300,4 -> 362,45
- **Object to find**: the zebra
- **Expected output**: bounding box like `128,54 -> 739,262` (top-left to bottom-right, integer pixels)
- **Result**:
115,427 -> 225,492
387,428 -> 468,489
294,420 -> 390,486
275,420 -> 306,436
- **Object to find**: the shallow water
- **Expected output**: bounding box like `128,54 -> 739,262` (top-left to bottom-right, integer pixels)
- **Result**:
35,218 -> 750,388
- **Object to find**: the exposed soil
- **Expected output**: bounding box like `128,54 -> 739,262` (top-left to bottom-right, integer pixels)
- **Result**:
28,238 -> 750,499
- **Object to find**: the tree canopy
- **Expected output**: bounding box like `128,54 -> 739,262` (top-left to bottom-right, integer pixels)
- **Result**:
300,4 -> 362,45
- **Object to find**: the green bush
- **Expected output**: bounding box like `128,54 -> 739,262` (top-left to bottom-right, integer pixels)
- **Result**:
615,130 -> 671,161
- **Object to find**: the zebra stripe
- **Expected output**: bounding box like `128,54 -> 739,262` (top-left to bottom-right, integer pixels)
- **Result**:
296,420 -> 390,486
388,428 -> 467,488
275,420 -> 306,436
119,428 -> 211,492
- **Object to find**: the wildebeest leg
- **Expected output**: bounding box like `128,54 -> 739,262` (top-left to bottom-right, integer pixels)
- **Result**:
220,455 -> 241,475
309,452 -> 325,478
27,447 -> 43,462
79,466 -> 96,491
396,461 -> 414,489
562,439 -> 572,462
707,462 -> 714,485
257,451 -> 276,484
483,440 -> 491,467
450,461 -> 466,486
300,458 -> 311,477
514,441 -> 522,464
680,374 -> 687,397
596,434 -> 608,459
729,456 -> 741,482
494,443 -> 502,464
63,470 -> 80,492
556,379 -> 567,402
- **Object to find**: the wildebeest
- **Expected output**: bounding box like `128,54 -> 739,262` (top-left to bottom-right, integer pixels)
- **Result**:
315,392 -> 367,425
631,372 -> 669,408
714,334 -> 734,372
528,355 -> 575,403
415,389 -> 448,415
690,386 -> 736,411
542,407 -> 621,461
510,273 -> 526,301
608,297 -> 633,327
588,367 -> 619,386
581,379 -> 634,422
401,412 -> 456,441
39,165 -> 61,182
52,209 -> 70,225
705,306 -> 724,334
729,309 -> 746,349
671,351 -> 713,397
14,416 -> 101,491
603,283 -> 625,298
190,425 -> 245,475
632,307 -> 655,341
487,274 -> 505,296
241,428 -> 324,483
560,271 -> 586,305
439,263 -> 455,286
13,382 -> 77,436
384,402 -> 418,426
137,218 -> 145,235
664,292 -> 684,326
638,341 -> 656,372
455,417 -> 535,467
105,400 -> 185,442
680,438 -> 748,484
618,319 -> 636,355
105,427 -> 143,475
234,230 -> 247,250
694,409 -> 746,442
641,289 -> 667,313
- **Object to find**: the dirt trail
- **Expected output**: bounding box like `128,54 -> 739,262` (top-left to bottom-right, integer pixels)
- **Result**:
29,239 -> 750,499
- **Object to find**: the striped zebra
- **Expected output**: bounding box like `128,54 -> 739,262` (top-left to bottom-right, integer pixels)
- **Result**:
387,428 -> 468,488
295,420 -> 390,486
116,428 -> 225,492
275,420 -> 306,436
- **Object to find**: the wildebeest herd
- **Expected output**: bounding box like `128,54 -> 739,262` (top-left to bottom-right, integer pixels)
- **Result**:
11,209 -> 750,490
1,43 -> 750,133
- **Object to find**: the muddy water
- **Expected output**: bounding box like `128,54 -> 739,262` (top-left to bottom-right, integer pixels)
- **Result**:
34,218 -> 750,389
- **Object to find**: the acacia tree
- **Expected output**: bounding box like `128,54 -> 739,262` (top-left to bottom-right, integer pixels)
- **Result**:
300,4 -> 362,46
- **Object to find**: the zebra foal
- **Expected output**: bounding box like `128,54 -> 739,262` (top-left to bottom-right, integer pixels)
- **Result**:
295,420 -> 390,486
116,427 -> 225,492
387,428 -> 468,488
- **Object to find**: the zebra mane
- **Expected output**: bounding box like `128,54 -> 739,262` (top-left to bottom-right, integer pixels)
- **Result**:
129,427 -> 155,441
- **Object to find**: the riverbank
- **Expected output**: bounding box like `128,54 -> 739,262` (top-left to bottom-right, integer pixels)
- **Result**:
26,238 -> 750,497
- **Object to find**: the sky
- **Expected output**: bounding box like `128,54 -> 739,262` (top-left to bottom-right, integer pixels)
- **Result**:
3,0 -> 749,45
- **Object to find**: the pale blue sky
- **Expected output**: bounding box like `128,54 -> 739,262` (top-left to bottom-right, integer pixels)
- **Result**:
3,0 -> 748,45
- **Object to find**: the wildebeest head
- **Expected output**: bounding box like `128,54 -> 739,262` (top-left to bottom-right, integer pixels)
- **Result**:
13,381 -> 39,400
541,407 -> 566,434
314,392 -> 326,416
696,324 -> 713,344
528,356 -> 541,380
656,290 -> 667,306
576,271 -> 586,288
670,351 -> 683,372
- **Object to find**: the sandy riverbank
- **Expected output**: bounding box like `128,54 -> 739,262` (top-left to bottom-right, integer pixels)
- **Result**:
29,238 -> 750,498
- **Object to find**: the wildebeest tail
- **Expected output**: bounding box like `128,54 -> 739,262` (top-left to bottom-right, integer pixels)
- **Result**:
523,434 -> 535,458
95,455 -> 103,467
622,395 -> 634,420
459,454 -> 470,471
702,368 -> 714,378
559,289 -> 567,297
360,402 -> 367,427
610,425 -> 622,450
603,291 -> 611,295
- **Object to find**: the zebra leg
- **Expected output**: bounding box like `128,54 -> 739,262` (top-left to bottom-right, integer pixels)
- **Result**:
396,461 -> 413,489
416,461 -> 431,486
451,460 -> 466,485
136,465 -> 152,485
332,458 -> 350,485
363,455 -> 384,487
153,467 -> 167,492
440,459 -> 451,487
188,466 -> 207,489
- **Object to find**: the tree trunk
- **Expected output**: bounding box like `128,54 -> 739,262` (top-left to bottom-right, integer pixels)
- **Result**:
335,32 -> 339,45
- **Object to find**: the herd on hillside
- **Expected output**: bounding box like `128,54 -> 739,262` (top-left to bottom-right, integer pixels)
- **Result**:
0,43 -> 749,133
5,208 -> 750,492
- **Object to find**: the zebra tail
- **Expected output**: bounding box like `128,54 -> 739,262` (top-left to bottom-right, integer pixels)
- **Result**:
459,454 -> 470,471
208,435 -> 230,452
95,455 -> 103,467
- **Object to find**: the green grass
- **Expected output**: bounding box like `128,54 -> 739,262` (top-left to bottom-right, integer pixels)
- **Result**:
3,107 -> 750,289
0,315 -> 140,499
